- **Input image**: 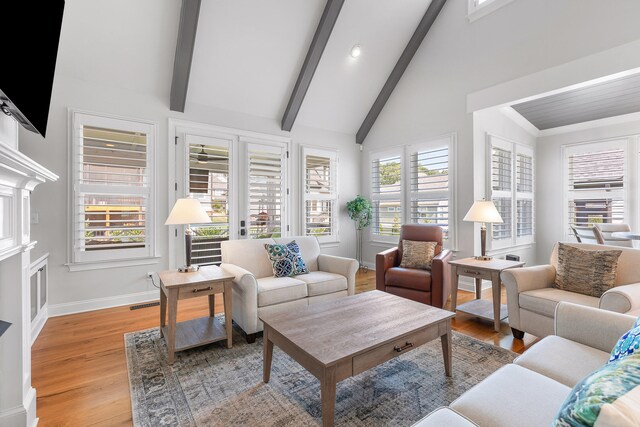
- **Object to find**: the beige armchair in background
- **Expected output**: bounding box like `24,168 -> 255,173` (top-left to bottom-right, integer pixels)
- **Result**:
501,242 -> 640,339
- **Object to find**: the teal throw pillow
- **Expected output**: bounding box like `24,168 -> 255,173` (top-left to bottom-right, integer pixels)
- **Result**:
609,316 -> 640,363
264,240 -> 309,278
553,353 -> 640,427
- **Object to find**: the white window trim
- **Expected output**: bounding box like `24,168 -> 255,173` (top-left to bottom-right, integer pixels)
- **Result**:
369,133 -> 457,250
468,0 -> 514,23
67,110 -> 159,271
561,137 -> 636,241
300,145 -> 339,245
486,133 -> 535,251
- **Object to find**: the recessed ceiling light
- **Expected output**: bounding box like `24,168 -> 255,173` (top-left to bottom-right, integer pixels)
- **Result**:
105,143 -> 115,147
350,44 -> 362,59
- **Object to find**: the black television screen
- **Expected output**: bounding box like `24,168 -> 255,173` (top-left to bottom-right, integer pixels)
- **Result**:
0,1 -> 65,138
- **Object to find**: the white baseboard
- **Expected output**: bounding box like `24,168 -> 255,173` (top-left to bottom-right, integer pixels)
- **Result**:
48,290 -> 158,317
0,387 -> 36,427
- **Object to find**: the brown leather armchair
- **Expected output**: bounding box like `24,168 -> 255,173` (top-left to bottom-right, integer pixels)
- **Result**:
376,224 -> 452,308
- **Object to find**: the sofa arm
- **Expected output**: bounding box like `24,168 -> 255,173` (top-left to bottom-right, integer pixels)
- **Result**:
600,283 -> 640,314
501,264 -> 556,331
555,302 -> 636,353
431,249 -> 453,309
220,263 -> 259,333
317,254 -> 358,296
376,247 -> 398,291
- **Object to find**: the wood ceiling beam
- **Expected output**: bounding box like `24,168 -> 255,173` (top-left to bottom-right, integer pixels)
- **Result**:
170,0 -> 202,112
281,0 -> 345,131
356,0 -> 448,144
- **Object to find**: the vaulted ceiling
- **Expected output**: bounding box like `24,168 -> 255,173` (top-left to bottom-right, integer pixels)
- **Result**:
186,0 -> 435,135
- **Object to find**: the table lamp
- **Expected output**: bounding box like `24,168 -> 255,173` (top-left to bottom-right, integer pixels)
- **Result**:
463,200 -> 503,261
165,197 -> 211,272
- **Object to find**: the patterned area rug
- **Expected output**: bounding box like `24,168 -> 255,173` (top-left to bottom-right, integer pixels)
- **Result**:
126,324 -> 516,427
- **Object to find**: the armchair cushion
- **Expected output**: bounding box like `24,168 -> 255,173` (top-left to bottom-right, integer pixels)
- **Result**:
520,288 -> 599,318
399,240 -> 437,270
385,267 -> 431,291
256,276 -> 307,307
554,243 -> 621,298
296,271 -> 347,297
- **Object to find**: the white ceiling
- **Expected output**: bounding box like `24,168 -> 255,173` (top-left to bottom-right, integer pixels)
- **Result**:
187,0 -> 433,134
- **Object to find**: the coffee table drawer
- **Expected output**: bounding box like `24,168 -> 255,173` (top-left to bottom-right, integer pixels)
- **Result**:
352,325 -> 441,376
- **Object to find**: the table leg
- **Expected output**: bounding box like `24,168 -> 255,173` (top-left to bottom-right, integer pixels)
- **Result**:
208,294 -> 215,317
167,289 -> 178,365
160,287 -> 166,338
450,265 -> 458,312
441,321 -> 452,377
263,326 -> 273,383
475,278 -> 482,300
223,281 -> 232,349
321,365 -> 337,427
491,271 -> 501,332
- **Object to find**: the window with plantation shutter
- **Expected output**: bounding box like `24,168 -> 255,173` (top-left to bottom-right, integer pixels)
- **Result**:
247,141 -> 287,239
371,152 -> 402,241
71,112 -> 156,264
564,140 -> 627,239
186,135 -> 230,266
487,134 -> 535,250
302,147 -> 337,243
408,139 -> 452,239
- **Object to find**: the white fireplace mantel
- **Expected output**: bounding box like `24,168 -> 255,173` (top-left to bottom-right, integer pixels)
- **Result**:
0,122 -> 58,427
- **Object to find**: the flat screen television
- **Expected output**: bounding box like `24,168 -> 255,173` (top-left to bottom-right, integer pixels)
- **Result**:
0,1 -> 65,138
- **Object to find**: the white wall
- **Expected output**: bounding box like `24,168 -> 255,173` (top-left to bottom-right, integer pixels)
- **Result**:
360,0 -> 640,265
536,118 -> 640,264
472,107 -> 537,264
19,78 -> 360,315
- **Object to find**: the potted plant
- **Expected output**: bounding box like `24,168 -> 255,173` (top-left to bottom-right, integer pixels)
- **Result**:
346,195 -> 372,270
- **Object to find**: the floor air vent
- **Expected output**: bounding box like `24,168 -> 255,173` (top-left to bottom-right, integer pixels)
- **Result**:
130,302 -> 160,310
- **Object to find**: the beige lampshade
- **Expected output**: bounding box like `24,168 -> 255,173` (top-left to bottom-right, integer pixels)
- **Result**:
463,200 -> 503,224
165,198 -> 212,225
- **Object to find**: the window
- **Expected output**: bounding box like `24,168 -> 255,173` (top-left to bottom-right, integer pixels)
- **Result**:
370,134 -> 456,246
468,0 -> 514,22
564,140 -> 627,239
371,152 -> 403,241
408,139 -> 452,239
186,135 -> 230,266
247,141 -> 287,239
70,112 -> 156,265
487,135 -> 534,250
302,147 -> 338,243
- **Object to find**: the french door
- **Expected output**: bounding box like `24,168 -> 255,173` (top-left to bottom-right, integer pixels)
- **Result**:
172,124 -> 289,266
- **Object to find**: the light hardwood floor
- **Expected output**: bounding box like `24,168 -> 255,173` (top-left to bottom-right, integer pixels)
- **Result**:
32,270 -> 539,426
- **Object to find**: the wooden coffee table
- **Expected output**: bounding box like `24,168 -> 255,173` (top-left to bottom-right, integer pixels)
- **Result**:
260,290 -> 455,427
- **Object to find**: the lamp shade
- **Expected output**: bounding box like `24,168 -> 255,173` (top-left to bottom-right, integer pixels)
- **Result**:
463,200 -> 503,224
165,198 -> 212,225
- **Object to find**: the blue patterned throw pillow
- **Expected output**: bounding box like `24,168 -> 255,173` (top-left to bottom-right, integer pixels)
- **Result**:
609,316 -> 640,363
264,240 -> 309,278
553,353 -> 640,427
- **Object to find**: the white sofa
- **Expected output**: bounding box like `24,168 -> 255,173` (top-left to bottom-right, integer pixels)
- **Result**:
414,302 -> 637,427
220,236 -> 358,342
502,242 -> 640,339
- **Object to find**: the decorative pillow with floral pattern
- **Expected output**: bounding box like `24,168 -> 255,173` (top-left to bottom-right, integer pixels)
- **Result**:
609,316 -> 640,363
264,240 -> 309,278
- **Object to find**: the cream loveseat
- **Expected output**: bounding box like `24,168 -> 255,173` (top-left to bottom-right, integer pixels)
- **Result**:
414,303 -> 637,427
502,242 -> 640,339
220,236 -> 358,342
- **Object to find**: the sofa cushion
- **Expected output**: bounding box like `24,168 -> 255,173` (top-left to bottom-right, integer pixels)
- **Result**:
257,276 -> 307,307
295,271 -> 347,296
385,267 -> 431,291
451,364 -> 570,427
519,288 -> 599,318
553,354 -> 640,427
412,407 -> 477,427
399,240 -> 437,270
515,335 -> 610,387
554,243 -> 621,297
274,236 -> 320,271
264,241 -> 309,277
221,238 -> 275,279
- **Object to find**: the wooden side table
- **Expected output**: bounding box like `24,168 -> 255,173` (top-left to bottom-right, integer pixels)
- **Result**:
158,265 -> 235,364
449,257 -> 525,332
